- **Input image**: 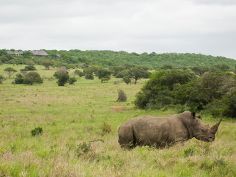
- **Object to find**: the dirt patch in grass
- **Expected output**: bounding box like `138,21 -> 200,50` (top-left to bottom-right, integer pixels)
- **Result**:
111,106 -> 127,112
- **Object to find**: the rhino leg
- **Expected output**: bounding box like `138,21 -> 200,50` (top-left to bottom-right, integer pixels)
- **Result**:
118,125 -> 136,149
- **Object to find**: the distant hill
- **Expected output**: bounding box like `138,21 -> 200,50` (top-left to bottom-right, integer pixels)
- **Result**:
1,49 -> 236,69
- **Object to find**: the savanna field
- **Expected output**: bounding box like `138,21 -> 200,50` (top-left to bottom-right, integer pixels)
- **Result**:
0,65 -> 236,177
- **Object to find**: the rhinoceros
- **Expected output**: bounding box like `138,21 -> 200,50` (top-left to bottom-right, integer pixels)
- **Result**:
118,111 -> 222,148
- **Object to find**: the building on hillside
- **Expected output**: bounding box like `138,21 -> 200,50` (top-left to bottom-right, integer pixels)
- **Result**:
7,50 -> 24,56
31,50 -> 48,56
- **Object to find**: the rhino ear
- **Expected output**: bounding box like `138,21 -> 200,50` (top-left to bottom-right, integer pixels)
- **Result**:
191,112 -> 196,119
197,115 -> 202,119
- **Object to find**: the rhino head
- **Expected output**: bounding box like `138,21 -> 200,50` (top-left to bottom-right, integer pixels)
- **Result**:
190,113 -> 222,142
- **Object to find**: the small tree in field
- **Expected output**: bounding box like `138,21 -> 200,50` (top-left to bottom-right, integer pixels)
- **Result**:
129,67 -> 150,84
13,72 -> 43,85
123,76 -> 131,84
54,67 -> 69,86
85,73 -> 94,80
42,60 -> 53,70
96,68 -> 111,83
21,65 -> 36,71
69,77 -> 77,85
74,69 -> 84,77
4,67 -> 17,78
23,72 -> 43,85
14,73 -> 24,84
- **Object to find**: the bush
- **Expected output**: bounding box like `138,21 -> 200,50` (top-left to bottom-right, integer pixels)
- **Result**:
68,77 -> 77,85
117,89 -> 127,102
135,69 -> 196,109
222,91 -> 236,117
41,60 -> 53,70
74,69 -> 84,77
23,72 -> 43,85
0,75 -> 4,84
100,77 -> 110,83
85,73 -> 94,80
14,73 -> 24,84
54,67 -> 69,86
4,67 -> 17,78
96,68 -> 111,83
21,65 -> 36,71
123,76 -> 131,84
31,127 -> 43,136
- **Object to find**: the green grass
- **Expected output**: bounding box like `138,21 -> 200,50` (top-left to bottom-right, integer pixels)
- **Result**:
0,64 -> 236,177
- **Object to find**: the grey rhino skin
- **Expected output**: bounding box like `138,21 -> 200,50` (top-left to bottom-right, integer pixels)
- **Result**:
118,111 -> 221,148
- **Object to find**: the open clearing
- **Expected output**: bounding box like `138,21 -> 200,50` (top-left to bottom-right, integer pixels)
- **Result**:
0,65 -> 236,177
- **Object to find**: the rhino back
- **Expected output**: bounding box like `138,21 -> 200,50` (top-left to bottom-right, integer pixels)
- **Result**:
131,116 -> 188,147
131,117 -> 170,146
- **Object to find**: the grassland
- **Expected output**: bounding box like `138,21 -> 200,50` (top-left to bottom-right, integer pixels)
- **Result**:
0,64 -> 236,177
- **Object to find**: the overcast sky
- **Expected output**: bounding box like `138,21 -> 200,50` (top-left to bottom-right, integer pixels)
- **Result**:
0,0 -> 236,58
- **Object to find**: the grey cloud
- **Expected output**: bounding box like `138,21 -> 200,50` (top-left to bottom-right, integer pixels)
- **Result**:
0,0 -> 236,59
191,0 -> 236,5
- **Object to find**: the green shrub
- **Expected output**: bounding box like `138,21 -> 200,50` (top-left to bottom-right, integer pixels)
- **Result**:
21,65 -> 36,71
31,127 -> 43,136
14,73 -> 24,84
68,77 -> 77,85
96,68 -> 111,83
135,69 -> 196,109
23,72 -> 43,85
74,69 -> 84,77
41,60 -> 53,70
85,73 -> 94,80
4,67 -> 17,78
123,76 -> 131,84
54,67 -> 69,86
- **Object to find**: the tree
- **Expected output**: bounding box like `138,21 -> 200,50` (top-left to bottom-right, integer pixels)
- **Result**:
14,74 -> 24,84
85,73 -> 94,80
128,67 -> 150,84
21,65 -> 36,71
13,72 -> 43,85
23,72 -> 43,85
74,69 -> 84,77
54,67 -> 69,86
96,68 -> 111,83
4,67 -> 17,78
135,69 -> 196,109
68,77 -> 77,85
41,60 -> 53,70
123,76 -> 131,84
115,70 -> 129,78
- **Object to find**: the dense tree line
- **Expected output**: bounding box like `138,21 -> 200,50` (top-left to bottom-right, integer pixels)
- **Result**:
1,49 -> 236,70
135,69 -> 236,118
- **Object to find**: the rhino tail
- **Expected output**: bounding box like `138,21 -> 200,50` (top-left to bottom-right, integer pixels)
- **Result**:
118,125 -> 136,149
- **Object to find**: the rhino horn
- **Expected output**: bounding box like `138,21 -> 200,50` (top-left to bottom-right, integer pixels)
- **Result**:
210,119 -> 222,134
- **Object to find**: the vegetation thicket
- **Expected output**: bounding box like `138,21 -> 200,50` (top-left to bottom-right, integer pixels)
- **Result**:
14,71 -> 43,85
135,69 -> 236,118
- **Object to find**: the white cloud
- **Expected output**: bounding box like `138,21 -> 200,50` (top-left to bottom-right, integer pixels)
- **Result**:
0,0 -> 235,58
